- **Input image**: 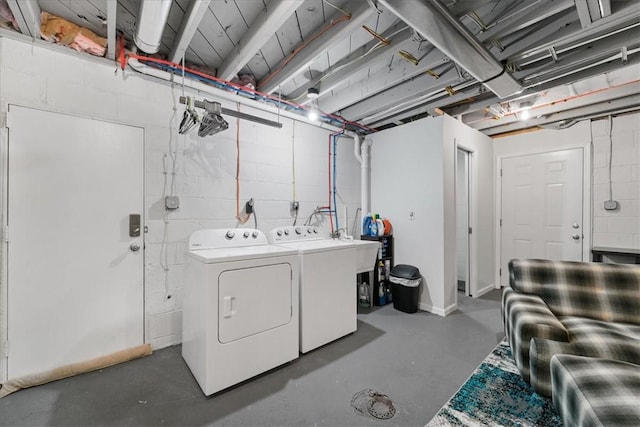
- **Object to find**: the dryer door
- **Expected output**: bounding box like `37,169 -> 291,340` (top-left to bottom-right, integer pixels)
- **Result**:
218,263 -> 293,343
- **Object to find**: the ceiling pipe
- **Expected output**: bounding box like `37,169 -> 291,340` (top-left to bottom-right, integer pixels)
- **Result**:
377,0 -> 523,98
134,0 -> 172,54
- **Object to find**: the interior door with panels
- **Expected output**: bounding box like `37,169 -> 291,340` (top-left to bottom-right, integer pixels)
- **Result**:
500,148 -> 583,286
6,105 -> 144,379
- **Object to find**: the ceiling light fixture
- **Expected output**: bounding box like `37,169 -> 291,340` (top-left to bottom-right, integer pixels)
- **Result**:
518,101 -> 533,121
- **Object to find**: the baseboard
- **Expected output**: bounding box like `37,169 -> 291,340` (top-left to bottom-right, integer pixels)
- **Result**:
474,283 -> 495,297
418,302 -> 457,317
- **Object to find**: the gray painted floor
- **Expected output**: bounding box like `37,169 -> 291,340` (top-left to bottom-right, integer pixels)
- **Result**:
0,290 -> 505,426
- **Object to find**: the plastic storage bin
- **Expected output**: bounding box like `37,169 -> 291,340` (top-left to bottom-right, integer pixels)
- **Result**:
389,264 -> 421,313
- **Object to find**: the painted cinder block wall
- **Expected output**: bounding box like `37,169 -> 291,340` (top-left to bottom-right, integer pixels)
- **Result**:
0,36 -> 361,356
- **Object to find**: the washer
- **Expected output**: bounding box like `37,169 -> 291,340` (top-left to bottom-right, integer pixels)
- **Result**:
182,228 -> 299,396
269,225 -> 356,353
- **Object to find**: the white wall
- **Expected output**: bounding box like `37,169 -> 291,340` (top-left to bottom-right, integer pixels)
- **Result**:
591,113 -> 640,249
494,113 -> 640,272
0,36 -> 361,375
370,118 -> 446,313
370,115 -> 494,316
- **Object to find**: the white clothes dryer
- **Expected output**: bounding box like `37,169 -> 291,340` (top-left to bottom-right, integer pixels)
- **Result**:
182,228 -> 299,396
269,226 -> 356,353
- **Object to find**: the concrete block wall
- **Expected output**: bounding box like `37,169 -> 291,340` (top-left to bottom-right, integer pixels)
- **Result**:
591,113 -> 640,249
0,36 -> 361,351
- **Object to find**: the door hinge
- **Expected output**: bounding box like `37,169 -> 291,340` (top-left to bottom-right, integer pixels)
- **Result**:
3,225 -> 8,243
500,169 -> 503,177
500,219 -> 502,227
0,111 -> 6,128
499,268 -> 502,276
1,340 -> 8,358
468,227 -> 472,235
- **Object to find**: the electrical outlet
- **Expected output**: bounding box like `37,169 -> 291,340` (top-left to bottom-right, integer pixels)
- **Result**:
291,201 -> 299,211
165,195 -> 180,210
245,198 -> 254,214
604,200 -> 619,210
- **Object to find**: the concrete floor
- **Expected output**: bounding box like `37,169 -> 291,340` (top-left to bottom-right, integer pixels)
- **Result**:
0,290 -> 505,426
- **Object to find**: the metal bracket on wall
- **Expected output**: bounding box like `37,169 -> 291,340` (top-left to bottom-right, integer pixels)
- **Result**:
179,96 -> 283,129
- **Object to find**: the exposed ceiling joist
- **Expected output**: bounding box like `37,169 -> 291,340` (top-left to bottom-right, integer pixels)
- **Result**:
288,22 -> 414,103
599,0 -> 612,17
6,0 -> 40,39
257,0 -> 376,94
217,0 -> 304,81
356,68 -> 464,124
106,0 -> 117,60
575,0 -> 596,28
169,0 -> 212,64
377,0 -> 522,98
318,48 -> 450,114
479,0 -> 575,42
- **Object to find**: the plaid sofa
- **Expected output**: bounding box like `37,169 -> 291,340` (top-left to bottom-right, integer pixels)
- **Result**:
502,259 -> 640,398
551,354 -> 640,427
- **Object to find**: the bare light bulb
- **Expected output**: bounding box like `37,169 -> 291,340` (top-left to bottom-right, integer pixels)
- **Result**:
519,109 -> 530,120
308,108 -> 319,121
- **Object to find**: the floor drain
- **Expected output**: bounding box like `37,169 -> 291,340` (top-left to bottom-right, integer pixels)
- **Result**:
351,389 -> 396,420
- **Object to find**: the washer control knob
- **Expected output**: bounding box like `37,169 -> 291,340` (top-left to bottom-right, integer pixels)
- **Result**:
307,228 -> 312,234
277,230 -> 283,236
313,228 -> 318,233
243,231 -> 250,238
225,230 -> 235,239
252,231 -> 259,238
284,229 -> 290,235
295,227 -> 302,235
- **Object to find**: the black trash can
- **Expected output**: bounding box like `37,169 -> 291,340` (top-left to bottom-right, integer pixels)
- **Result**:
389,264 -> 421,313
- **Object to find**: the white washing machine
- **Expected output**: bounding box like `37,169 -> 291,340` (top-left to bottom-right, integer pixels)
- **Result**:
269,226 -> 356,353
182,228 -> 299,396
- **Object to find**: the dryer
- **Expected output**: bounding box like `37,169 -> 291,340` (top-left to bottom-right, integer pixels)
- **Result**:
269,226 -> 356,353
182,228 -> 299,396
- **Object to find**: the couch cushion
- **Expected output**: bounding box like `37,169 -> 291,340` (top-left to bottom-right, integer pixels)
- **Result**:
502,288 -> 569,382
509,259 -> 640,324
529,318 -> 640,397
551,354 -> 640,427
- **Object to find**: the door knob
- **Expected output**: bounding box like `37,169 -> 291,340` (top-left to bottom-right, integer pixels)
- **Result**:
572,223 -> 580,229
130,242 -> 141,252
571,234 -> 581,240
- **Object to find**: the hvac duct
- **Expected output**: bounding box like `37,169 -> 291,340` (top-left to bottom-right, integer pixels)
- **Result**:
377,0 -> 523,98
134,0 -> 172,54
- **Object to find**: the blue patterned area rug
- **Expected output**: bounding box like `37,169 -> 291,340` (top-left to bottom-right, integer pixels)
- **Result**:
426,340 -> 562,426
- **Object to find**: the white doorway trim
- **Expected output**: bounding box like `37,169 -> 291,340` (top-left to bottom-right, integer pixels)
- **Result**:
494,140 -> 592,288
454,140 -> 480,305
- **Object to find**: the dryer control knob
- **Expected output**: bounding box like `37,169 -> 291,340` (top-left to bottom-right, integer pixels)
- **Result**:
225,230 -> 235,239
295,227 -> 302,235
243,231 -> 250,238
307,228 -> 312,233
277,230 -> 283,236
313,228 -> 318,233
284,230 -> 290,235
252,231 -> 259,238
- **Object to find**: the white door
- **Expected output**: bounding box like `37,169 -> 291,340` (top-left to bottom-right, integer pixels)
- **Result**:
500,148 -> 583,285
456,148 -> 470,296
6,105 -> 144,379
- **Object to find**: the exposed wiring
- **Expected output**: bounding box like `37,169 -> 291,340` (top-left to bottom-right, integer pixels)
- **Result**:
607,115 -> 614,201
235,104 -> 251,225
258,14 -> 351,90
292,121 -> 298,226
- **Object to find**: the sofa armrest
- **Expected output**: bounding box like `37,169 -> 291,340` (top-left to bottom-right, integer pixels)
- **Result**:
502,288 -> 569,381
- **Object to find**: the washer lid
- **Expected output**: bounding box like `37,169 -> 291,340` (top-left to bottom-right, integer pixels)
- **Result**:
274,239 -> 355,254
187,244 -> 298,263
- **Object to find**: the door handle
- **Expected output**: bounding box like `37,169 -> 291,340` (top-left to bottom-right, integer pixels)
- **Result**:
572,234 -> 581,240
572,223 -> 580,229
129,214 -> 141,237
130,242 -> 141,252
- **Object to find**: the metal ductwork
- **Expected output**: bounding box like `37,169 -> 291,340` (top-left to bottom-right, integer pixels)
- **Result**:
134,0 -> 173,54
377,0 -> 523,99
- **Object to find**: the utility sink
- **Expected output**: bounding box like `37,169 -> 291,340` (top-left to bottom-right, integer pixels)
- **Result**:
350,240 -> 380,273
